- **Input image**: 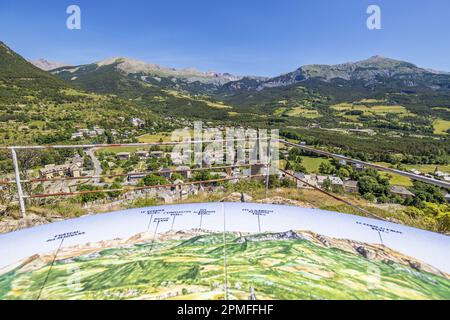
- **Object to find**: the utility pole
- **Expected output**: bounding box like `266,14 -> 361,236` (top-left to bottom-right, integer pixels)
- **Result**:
11,148 -> 26,218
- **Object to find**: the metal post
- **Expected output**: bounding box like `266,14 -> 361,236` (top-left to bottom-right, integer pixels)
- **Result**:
222,202 -> 228,300
265,137 -> 271,200
11,148 -> 26,217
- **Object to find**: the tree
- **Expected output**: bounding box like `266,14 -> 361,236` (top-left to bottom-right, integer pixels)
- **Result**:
363,193 -> 376,202
77,185 -> 105,203
142,174 -> 168,186
268,175 -> 281,188
192,171 -> 215,182
337,167 -> 350,179
409,181 -> 444,205
291,162 -> 307,173
319,162 -> 335,175
281,178 -> 296,188
358,176 -> 379,195
171,173 -> 184,181
322,178 -> 332,191
108,181 -> 123,198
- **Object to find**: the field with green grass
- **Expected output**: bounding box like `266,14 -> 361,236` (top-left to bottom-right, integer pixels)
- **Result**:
137,131 -> 192,143
433,119 -> 450,135
332,103 -> 409,115
286,107 -> 322,119
379,172 -> 413,187
301,156 -> 331,173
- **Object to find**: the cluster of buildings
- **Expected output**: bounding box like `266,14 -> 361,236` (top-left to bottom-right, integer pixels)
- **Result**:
127,166 -> 192,184
39,155 -> 84,179
408,168 -> 450,182
71,126 -> 116,140
116,150 -> 166,161
289,173 -> 355,192
322,128 -> 376,136
131,118 -> 146,128
286,172 -> 415,199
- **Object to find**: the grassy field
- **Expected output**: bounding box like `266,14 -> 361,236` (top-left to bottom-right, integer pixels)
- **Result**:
164,90 -> 233,109
433,119 -> 450,135
286,107 -> 322,119
379,172 -> 413,187
301,156 -> 331,173
375,162 -> 450,187
331,103 -> 414,124
274,107 -> 287,117
137,132 -> 173,143
95,133 -> 176,154
332,103 -> 409,115
96,146 -> 143,155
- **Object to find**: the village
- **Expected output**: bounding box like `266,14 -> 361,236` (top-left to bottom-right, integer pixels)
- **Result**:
31,146 -> 450,209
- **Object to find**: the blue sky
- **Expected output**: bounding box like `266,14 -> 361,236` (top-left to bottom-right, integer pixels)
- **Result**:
1,0 -> 450,76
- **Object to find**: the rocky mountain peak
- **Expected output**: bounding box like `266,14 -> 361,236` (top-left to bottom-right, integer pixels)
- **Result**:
31,58 -> 71,71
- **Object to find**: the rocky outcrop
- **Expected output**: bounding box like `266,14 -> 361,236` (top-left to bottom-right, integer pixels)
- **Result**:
256,196 -> 315,208
222,192 -> 253,203
235,230 -> 306,243
0,214 -> 51,234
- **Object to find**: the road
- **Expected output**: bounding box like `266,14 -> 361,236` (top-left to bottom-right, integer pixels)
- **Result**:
85,148 -> 103,185
280,140 -> 450,190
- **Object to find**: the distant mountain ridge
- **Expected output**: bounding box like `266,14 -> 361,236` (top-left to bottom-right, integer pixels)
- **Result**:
47,53 -> 450,99
31,59 -> 71,71
51,57 -> 244,95
224,55 -> 450,92
93,57 -> 242,84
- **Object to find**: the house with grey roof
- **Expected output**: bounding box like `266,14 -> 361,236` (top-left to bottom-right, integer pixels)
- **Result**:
343,180 -> 359,193
390,185 -> 415,199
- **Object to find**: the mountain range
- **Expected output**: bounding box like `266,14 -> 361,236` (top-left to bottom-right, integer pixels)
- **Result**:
48,57 -> 244,95
1,40 -> 450,141
36,54 -> 450,94
28,52 -> 449,120
30,59 -> 71,71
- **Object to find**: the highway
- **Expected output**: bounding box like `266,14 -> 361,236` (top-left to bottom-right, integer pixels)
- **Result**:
280,140 -> 450,190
